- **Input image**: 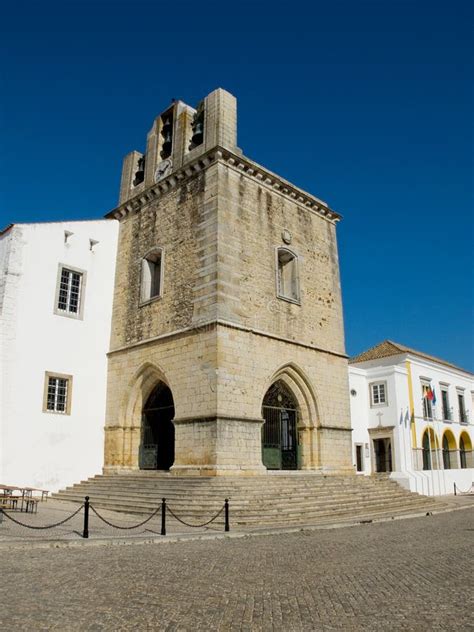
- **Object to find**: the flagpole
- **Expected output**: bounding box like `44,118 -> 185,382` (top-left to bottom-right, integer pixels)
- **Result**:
405,407 -> 416,493
434,390 -> 447,496
432,386 -> 444,496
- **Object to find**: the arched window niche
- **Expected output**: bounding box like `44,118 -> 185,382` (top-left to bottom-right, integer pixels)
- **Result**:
140,248 -> 164,304
459,433 -> 473,469
276,247 -> 300,304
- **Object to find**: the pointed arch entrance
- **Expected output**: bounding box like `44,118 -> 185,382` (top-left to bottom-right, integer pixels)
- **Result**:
262,380 -> 299,470
139,381 -> 175,470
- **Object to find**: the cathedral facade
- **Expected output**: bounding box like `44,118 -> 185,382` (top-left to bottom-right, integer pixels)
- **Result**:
104,88 -> 352,476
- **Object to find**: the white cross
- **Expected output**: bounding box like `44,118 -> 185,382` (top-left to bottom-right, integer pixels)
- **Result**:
376,411 -> 384,427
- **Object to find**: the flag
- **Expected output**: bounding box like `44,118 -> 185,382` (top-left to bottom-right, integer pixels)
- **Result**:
404,409 -> 410,427
426,386 -> 434,401
399,410 -> 404,425
432,386 -> 437,406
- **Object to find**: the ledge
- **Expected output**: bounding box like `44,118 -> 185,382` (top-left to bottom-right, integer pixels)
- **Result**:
105,146 -> 342,224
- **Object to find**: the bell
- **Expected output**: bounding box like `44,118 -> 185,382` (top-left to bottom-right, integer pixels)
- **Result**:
162,117 -> 171,129
194,121 -> 203,136
163,131 -> 172,144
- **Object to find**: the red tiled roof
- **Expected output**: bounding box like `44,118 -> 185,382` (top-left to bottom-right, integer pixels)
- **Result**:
350,340 -> 472,374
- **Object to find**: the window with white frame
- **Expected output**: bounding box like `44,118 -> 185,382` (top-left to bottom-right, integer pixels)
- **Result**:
55,265 -> 85,318
140,248 -> 163,303
276,247 -> 299,303
43,372 -> 72,415
441,387 -> 451,421
421,382 -> 433,419
457,390 -> 467,424
370,382 -> 387,406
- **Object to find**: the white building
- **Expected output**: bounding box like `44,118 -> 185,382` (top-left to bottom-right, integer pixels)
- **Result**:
0,220 -> 118,492
349,340 -> 474,495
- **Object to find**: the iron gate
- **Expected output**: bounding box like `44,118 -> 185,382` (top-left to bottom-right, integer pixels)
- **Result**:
262,405 -> 298,470
139,418 -> 158,469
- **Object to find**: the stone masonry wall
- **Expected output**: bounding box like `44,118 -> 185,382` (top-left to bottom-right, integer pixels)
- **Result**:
216,162 -> 345,355
110,164 -> 219,350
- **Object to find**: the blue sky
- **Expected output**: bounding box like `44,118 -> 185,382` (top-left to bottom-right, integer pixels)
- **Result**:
1,0 -> 473,370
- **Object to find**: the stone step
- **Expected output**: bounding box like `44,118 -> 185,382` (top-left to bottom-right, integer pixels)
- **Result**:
55,477 -> 418,499
55,488 -> 419,508
55,491 -> 436,516
53,473 -> 443,528
55,493 -> 424,515
54,488 -> 420,508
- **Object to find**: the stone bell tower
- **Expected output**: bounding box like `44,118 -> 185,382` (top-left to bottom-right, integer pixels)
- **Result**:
104,88 -> 352,476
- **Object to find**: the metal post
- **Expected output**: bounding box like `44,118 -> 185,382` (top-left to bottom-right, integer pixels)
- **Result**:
224,498 -> 230,532
161,498 -> 166,536
454,483 -> 457,496
83,496 -> 90,539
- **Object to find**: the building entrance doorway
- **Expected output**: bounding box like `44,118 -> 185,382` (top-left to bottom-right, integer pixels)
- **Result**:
262,381 -> 299,470
373,438 -> 392,473
139,382 -> 175,470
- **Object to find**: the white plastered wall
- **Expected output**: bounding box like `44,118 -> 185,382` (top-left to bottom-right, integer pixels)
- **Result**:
0,220 -> 118,491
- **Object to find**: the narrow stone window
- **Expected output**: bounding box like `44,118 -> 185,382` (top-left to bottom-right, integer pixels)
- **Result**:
43,372 -> 73,415
276,248 -> 299,303
140,249 -> 163,303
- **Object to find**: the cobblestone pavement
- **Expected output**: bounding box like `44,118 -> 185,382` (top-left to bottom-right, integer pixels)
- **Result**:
1,508 -> 472,631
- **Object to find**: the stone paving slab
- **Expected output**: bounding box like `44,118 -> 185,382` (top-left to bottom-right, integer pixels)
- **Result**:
0,508 -> 472,631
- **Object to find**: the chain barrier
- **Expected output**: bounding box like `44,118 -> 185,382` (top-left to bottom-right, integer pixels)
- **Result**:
0,504 -> 84,530
0,496 -> 230,538
454,482 -> 473,495
166,503 -> 225,528
89,504 -> 161,530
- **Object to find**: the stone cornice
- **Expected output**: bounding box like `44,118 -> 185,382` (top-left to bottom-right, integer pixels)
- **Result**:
108,317 -> 348,361
105,146 -> 342,224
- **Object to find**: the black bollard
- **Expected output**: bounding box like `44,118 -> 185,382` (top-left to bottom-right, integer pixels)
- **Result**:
83,496 -> 90,539
454,483 -> 457,496
161,498 -> 166,536
224,498 -> 230,532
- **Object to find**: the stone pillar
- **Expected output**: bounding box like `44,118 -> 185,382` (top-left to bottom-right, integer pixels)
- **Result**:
171,416 -> 266,476
204,88 -> 237,152
119,150 -> 144,204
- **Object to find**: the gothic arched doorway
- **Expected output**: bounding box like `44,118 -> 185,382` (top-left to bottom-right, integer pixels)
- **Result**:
262,381 -> 299,470
139,382 -> 175,470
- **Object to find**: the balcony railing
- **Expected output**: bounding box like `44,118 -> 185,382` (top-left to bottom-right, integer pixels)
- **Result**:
442,407 -> 453,422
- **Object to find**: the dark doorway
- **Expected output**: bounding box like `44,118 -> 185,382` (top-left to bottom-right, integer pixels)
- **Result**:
355,445 -> 364,472
262,381 -> 298,470
139,382 -> 175,470
460,436 -> 467,469
422,431 -> 432,470
373,438 -> 392,473
442,435 -> 451,469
